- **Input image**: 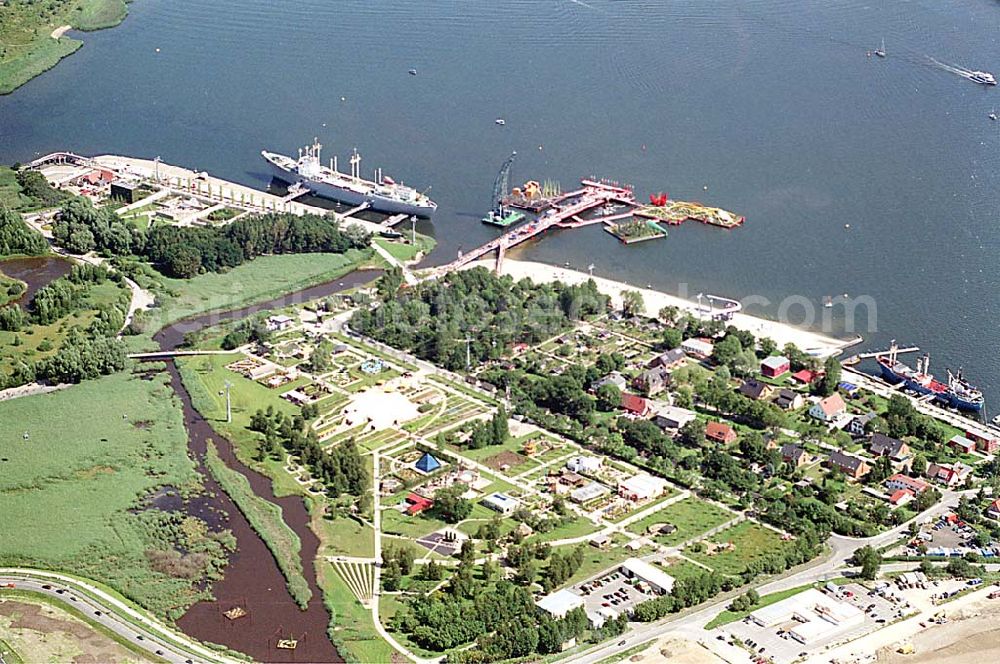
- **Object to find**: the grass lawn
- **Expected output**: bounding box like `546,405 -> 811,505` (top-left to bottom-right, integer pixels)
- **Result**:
529,518 -> 602,543
147,249 -> 376,329
552,541 -> 638,590
686,521 -> 790,577
0,371 -> 231,618
704,583 -> 815,629
625,497 -> 736,546
314,513 -> 375,559
372,232 -> 436,263
319,564 -> 396,664
381,508 -> 448,541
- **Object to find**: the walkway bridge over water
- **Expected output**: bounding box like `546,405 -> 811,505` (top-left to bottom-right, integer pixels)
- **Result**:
428,180 -> 635,278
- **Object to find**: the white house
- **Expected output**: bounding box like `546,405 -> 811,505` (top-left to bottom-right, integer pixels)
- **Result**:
809,393 -> 847,422
681,338 -> 714,359
618,474 -> 667,502
566,456 -> 602,475
266,314 -> 295,332
536,589 -> 584,619
482,492 -> 520,515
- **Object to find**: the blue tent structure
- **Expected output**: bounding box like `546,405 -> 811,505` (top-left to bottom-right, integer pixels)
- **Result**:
415,452 -> 442,473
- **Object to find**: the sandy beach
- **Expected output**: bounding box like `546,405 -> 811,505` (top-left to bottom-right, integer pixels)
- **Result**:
493,259 -> 853,357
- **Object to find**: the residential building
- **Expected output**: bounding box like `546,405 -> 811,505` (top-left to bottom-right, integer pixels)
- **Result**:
781,444 -> 809,468
885,474 -> 930,494
846,411 -> 877,437
558,471 -> 586,487
868,433 -> 911,462
482,492 -> 520,515
620,393 -> 650,417
926,462 -> 972,487
963,430 -> 1000,454
761,355 -> 790,378
652,405 -> 697,432
826,450 -> 870,479
404,493 -> 433,516
649,348 -> 687,370
681,338 -> 714,360
705,421 -> 737,445
791,369 -> 819,385
618,474 -> 668,502
592,372 -> 627,392
774,388 -> 804,410
987,499 -> 1000,520
888,489 -> 915,507
810,393 -> 847,422
738,379 -> 773,401
948,435 -> 976,455
634,367 -> 670,396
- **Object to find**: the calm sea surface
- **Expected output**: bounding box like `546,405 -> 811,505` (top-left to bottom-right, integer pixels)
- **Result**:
1,0 -> 997,413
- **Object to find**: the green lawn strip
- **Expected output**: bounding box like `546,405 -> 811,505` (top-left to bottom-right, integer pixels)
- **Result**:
528,518 -> 601,543
314,513 -> 375,559
607,488 -> 682,524
625,497 -> 736,546
372,232 -> 436,263
319,564 -> 395,664
330,332 -> 419,372
704,582 -> 816,629
0,588 -> 164,663
594,642 -> 648,664
551,541 -> 638,591
427,374 -> 501,406
204,441 -> 311,608
147,249 -> 375,330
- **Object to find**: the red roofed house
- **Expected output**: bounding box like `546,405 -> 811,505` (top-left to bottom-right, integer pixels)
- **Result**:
620,393 -> 650,417
809,393 -> 847,423
964,430 -> 1000,454
885,474 -> 929,495
82,169 -> 115,185
987,499 -> 1000,520
705,421 -> 737,445
405,493 -> 433,516
791,369 -> 820,385
889,489 -> 914,507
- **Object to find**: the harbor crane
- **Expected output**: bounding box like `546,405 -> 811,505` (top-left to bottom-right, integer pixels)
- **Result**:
483,151 -> 524,226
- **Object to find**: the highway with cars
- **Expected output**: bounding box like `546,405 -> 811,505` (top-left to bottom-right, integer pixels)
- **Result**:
0,569 -> 241,664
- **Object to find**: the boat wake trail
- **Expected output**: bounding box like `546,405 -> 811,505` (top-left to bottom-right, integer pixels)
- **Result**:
927,57 -> 997,85
567,0 -> 603,12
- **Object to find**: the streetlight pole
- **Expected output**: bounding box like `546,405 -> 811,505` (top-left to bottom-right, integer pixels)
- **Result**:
410,215 -> 417,246
224,380 -> 233,423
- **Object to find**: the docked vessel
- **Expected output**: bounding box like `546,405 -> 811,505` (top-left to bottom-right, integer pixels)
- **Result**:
261,139 -> 437,216
876,342 -> 984,412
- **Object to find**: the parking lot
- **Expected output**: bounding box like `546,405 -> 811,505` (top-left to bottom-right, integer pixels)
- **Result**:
576,570 -> 659,620
715,583 -> 906,664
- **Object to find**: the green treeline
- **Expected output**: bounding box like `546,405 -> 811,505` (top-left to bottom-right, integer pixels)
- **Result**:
203,440 -> 312,609
53,198 -> 371,278
0,205 -> 48,256
350,267 -> 609,371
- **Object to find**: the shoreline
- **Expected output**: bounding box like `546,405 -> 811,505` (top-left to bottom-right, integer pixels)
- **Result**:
490,259 -> 855,357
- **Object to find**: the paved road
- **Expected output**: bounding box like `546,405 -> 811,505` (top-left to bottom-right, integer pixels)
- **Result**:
0,571 -> 239,664
563,488 -> 974,664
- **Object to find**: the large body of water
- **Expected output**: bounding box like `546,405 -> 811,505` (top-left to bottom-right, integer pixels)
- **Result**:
2,0 -> 998,412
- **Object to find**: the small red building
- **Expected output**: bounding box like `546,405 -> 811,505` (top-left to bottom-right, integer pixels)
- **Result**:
705,421 -> 737,445
620,393 -> 650,417
405,493 -> 433,516
761,356 -> 790,378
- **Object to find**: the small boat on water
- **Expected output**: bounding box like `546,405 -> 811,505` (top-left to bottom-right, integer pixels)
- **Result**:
408,68 -> 418,76
874,38 -> 886,58
495,118 -> 506,126
970,70 -> 997,86
822,296 -> 833,309
990,109 -> 998,121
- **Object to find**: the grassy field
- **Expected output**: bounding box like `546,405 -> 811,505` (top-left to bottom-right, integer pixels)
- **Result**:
625,497 -> 737,546
146,248 -> 376,329
0,0 -> 128,95
686,521 -> 790,577
319,564 -> 396,664
0,589 -> 157,663
203,441 -> 311,608
0,370 -> 232,618
372,232 -> 436,263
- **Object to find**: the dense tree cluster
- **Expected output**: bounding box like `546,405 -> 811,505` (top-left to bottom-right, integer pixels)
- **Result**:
14,170 -> 70,209
249,407 -> 367,497
33,330 -> 128,384
220,316 -> 272,350
430,484 -> 473,523
0,206 -> 48,256
52,198 -> 370,278
144,213 -> 369,278
350,268 -> 609,370
465,407 -> 510,449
